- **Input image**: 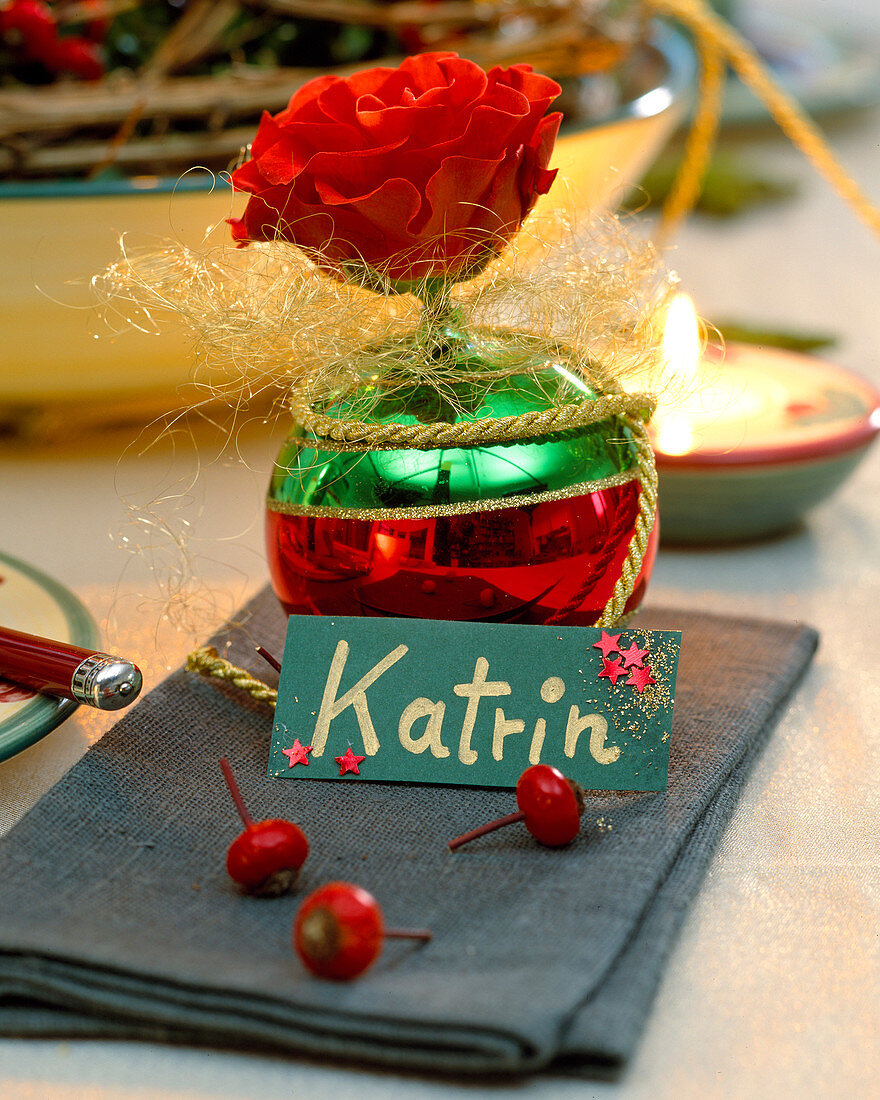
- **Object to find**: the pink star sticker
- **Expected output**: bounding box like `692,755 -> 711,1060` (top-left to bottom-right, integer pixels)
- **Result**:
335,747 -> 365,776
282,738 -> 312,768
619,641 -> 649,669
592,631 -> 621,659
598,656 -> 626,685
627,665 -> 657,693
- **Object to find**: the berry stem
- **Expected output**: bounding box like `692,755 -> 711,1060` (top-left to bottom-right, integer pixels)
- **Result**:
448,810 -> 526,851
385,928 -> 433,942
256,645 -> 282,673
220,757 -> 255,829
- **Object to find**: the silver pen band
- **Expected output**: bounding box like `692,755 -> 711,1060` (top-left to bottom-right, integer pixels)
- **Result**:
71,653 -> 143,710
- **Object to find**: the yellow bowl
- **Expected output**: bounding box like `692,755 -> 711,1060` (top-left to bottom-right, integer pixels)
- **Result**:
0,28 -> 693,421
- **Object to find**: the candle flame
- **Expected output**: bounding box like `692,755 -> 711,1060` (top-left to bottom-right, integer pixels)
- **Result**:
654,412 -> 696,457
652,293 -> 702,456
662,293 -> 701,384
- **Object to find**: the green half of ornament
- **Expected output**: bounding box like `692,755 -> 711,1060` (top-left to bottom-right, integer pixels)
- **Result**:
269,334 -> 640,513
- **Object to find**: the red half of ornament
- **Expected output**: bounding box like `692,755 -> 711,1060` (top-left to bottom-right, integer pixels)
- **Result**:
267,480 -> 656,627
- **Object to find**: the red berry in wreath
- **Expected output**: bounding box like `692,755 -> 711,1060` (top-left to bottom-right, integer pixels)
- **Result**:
0,0 -> 57,59
220,757 -> 309,897
46,35 -> 104,81
293,882 -> 432,981
82,0 -> 110,43
448,764 -> 586,850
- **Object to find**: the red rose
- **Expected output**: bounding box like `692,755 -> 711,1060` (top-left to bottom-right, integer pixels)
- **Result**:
229,52 -> 561,285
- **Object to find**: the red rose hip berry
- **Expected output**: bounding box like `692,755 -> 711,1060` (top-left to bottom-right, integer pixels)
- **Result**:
45,35 -> 104,80
82,0 -> 110,43
0,0 -> 57,59
294,882 -> 432,981
220,758 -> 308,897
448,764 -> 585,850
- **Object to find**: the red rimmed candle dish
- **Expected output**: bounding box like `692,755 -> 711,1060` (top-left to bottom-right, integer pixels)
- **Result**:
650,298 -> 880,542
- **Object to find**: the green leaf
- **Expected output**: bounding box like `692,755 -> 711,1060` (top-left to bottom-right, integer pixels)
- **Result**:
711,320 -> 838,353
633,150 -> 798,218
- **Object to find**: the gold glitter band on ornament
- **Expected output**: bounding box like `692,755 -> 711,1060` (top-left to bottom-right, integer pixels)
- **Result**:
266,467 -> 640,521
287,390 -> 657,453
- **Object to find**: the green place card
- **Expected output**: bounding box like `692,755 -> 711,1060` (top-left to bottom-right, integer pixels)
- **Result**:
269,617 -> 680,792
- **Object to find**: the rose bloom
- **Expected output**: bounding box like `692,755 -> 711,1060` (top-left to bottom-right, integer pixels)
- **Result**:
229,52 -> 561,285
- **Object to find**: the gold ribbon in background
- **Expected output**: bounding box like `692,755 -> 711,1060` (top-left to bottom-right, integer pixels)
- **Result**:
648,0 -> 880,242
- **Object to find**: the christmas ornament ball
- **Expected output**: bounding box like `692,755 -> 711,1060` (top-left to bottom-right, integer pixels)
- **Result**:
266,335 -> 657,626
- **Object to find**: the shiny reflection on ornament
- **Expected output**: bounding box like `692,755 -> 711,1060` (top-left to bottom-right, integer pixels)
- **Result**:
266,481 -> 657,625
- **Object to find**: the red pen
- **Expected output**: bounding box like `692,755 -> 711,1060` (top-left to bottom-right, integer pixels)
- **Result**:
0,626 -> 142,711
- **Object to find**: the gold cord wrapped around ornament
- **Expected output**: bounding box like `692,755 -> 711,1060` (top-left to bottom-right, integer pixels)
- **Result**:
287,388 -> 655,451
188,403 -> 657,704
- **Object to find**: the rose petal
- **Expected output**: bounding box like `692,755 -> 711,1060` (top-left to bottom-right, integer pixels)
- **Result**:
484,66 -> 561,132
398,52 -> 459,94
316,78 -> 360,125
355,98 -> 419,144
415,55 -> 487,108
536,111 -> 563,163
232,187 -> 336,252
355,93 -> 384,111
298,137 -> 414,200
515,112 -> 562,212
281,119 -> 368,156
229,156 -> 265,196
417,152 -> 509,237
457,98 -> 531,149
249,112 -> 290,161
346,66 -> 404,101
281,74 -> 337,119
399,99 -> 526,180
478,147 -> 530,235
490,63 -> 561,117
314,175 -> 424,240
251,141 -> 301,187
241,111 -> 369,188
227,215 -> 250,246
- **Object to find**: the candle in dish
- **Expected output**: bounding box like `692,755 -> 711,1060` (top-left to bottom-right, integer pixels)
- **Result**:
650,295 -> 880,542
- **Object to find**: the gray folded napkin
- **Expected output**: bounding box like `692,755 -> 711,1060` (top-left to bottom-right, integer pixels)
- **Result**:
0,586 -> 817,1077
